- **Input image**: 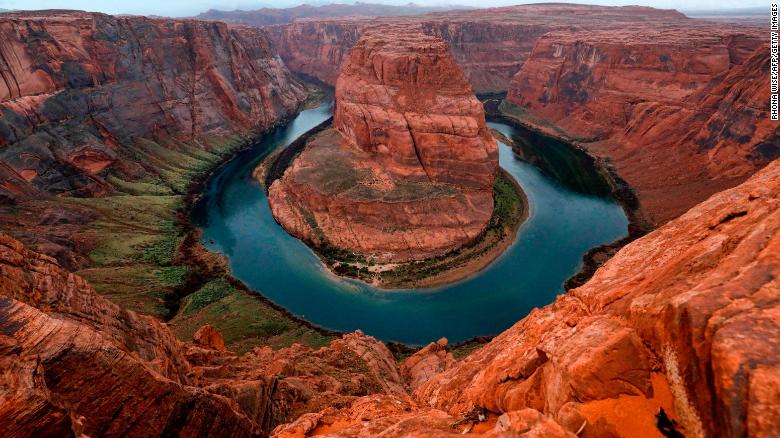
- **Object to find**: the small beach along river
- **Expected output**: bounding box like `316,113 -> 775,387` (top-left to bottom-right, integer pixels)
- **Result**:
192,102 -> 628,345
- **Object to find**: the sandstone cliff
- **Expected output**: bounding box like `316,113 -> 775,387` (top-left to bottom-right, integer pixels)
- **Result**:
274,154 -> 780,438
0,233 -> 408,437
265,4 -> 689,93
504,27 -> 777,224
263,5 -> 774,227
0,11 -> 306,198
267,26 -> 498,263
0,10 -> 309,276
2,129 -> 778,438
197,3 -> 462,27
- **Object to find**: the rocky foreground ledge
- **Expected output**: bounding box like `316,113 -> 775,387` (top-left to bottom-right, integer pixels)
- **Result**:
2,149 -> 778,438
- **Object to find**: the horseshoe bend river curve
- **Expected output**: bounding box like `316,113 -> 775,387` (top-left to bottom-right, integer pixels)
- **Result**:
192,102 -> 628,345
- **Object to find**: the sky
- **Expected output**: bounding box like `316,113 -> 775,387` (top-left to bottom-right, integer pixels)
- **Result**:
0,0 -> 767,18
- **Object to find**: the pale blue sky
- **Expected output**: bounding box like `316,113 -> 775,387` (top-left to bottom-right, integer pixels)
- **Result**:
0,0 -> 767,18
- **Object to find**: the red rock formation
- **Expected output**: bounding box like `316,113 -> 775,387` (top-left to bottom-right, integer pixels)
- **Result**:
0,232 -> 409,436
268,26 -> 498,263
263,5 -> 774,226
0,11 -> 307,198
265,4 -> 690,93
400,337 -> 455,390
268,155 -> 780,438
0,233 -> 259,436
411,158 -> 780,437
333,26 -> 497,189
264,21 -> 365,86
504,26 -> 777,224
197,3 -> 461,27
2,158 -> 779,437
194,324 -> 227,351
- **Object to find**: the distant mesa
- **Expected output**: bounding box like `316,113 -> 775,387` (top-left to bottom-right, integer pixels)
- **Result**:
196,2 -> 472,26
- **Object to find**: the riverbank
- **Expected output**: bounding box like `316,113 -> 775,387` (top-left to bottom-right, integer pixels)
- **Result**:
169,100 -> 343,353
374,169 -> 528,289
490,100 -> 654,290
192,98 -> 629,346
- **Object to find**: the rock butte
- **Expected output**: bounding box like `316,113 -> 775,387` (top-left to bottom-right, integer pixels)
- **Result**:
264,4 -> 779,225
268,26 -> 498,263
2,158 -> 779,436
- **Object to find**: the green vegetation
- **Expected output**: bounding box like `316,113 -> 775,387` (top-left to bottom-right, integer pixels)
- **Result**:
498,100 -> 595,143
62,117 -> 335,351
170,279 -> 331,353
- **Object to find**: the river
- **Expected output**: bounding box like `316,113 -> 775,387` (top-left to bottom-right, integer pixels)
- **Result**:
192,102 -> 628,345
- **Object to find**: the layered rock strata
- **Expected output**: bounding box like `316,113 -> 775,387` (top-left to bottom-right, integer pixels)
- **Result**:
0,232 -> 408,436
274,153 -> 780,438
504,28 -> 777,224
2,141 -> 779,438
268,27 -> 498,263
0,10 -> 308,271
264,5 -> 774,226
0,11 -> 306,198
265,4 -> 689,93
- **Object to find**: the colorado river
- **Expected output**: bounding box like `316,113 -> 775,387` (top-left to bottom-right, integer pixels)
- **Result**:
192,102 -> 628,344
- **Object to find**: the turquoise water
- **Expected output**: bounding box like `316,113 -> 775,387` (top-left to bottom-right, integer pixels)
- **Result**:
193,102 -> 628,345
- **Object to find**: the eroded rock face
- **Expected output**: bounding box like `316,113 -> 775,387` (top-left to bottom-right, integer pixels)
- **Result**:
264,6 -> 773,227
0,233 -> 258,436
504,27 -> 777,224
2,160 -> 779,437
413,158 -> 780,438
0,11 -> 306,198
268,27 -> 497,263
194,324 -> 227,351
0,233 -> 410,436
264,157 -> 780,438
265,4 -> 689,94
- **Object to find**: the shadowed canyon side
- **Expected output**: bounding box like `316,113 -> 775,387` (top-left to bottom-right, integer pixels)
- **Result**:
267,26 -> 499,266
503,27 -> 779,224
0,11 -> 331,348
0,11 -> 306,200
3,153 -> 777,437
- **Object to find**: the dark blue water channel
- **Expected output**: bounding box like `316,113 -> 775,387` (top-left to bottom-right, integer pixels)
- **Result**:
192,102 -> 628,344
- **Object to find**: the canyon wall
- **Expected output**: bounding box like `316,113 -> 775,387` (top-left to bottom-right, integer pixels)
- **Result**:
264,5 -> 690,93
0,231 -> 411,437
3,153 -> 779,437
504,26 -> 777,224
267,26 -> 498,263
0,11 -> 307,198
275,151 -> 780,438
263,21 -> 364,86
263,5 -> 775,226
196,3 -> 464,27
